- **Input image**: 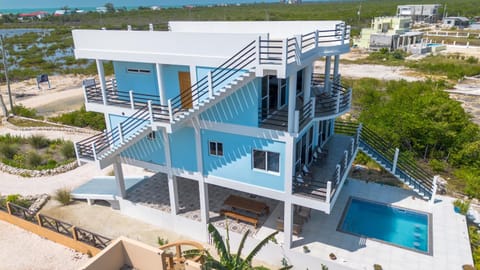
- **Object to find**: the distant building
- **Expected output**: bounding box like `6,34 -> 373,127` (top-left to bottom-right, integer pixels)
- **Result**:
96,7 -> 108,13
397,4 -> 441,23
18,11 -> 48,20
358,16 -> 423,51
442,16 -> 470,29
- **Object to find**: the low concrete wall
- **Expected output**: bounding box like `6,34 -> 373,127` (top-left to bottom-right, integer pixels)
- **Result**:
0,207 -> 101,256
80,237 -> 167,270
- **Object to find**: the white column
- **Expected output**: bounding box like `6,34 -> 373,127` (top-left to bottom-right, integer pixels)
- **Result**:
198,180 -> 210,242
283,202 -> 293,249
324,56 -> 331,93
156,64 -> 167,106
113,156 -> 126,199
192,117 -> 203,175
303,64 -> 313,100
287,73 -> 298,133
284,136 -> 295,194
333,55 -> 340,82
96,59 -> 107,105
168,175 -> 179,215
162,130 -> 179,215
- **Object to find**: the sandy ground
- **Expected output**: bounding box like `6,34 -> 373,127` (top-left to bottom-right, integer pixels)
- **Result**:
0,219 -> 89,270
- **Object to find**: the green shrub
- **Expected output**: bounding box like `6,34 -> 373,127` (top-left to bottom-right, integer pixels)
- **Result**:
48,106 -> 106,131
429,159 -> 447,173
11,104 -> 43,120
28,135 -> 50,149
0,143 -> 18,159
26,151 -> 43,168
453,199 -> 470,215
6,194 -> 20,203
60,141 -> 76,159
54,188 -> 72,206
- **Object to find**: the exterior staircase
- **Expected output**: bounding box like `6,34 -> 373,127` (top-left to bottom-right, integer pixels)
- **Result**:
76,24 -> 351,165
335,121 -> 438,202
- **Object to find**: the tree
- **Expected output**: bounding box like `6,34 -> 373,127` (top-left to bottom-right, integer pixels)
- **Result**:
104,3 -> 115,13
195,223 -> 292,270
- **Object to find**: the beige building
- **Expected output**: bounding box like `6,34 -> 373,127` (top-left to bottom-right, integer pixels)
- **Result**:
357,16 -> 423,51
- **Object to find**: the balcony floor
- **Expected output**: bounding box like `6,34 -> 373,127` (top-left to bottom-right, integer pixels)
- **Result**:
294,134 -> 355,200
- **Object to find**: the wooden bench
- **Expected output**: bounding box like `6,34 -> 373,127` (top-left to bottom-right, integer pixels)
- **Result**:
220,209 -> 258,228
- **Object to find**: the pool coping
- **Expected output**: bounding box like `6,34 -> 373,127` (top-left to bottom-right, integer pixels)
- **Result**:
336,196 -> 433,256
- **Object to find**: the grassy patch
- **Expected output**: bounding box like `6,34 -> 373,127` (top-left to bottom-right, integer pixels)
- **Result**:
0,134 -> 75,170
48,106 -> 106,131
7,117 -> 61,128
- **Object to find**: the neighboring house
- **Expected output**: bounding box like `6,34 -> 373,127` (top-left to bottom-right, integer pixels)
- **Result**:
442,16 -> 470,29
18,11 -> 48,20
72,21 -> 436,248
358,16 -> 423,51
396,4 -> 441,23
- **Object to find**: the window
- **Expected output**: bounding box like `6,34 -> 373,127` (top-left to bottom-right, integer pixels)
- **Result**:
296,69 -> 304,96
209,141 -> 223,156
253,149 -> 280,173
127,68 -> 151,74
147,132 -> 156,141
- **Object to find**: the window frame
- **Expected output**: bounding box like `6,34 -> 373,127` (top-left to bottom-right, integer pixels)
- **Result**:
209,141 -> 223,157
252,149 -> 280,175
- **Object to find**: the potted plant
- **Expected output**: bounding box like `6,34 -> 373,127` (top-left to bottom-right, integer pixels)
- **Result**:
329,253 -> 337,260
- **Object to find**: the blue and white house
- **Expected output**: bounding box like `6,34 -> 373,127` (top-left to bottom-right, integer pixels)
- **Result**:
72,21 -> 437,250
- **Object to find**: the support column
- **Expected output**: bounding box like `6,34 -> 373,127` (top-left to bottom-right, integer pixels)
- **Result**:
333,55 -> 340,83
168,176 -> 179,215
96,59 -> 107,105
303,64 -> 313,101
113,156 -> 126,199
324,56 -> 331,94
283,202 -> 293,249
287,73 -> 298,133
156,63 -> 167,106
284,136 -> 295,194
162,130 -> 179,215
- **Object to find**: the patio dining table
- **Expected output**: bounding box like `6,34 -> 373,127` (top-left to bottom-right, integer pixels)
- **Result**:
223,195 -> 270,217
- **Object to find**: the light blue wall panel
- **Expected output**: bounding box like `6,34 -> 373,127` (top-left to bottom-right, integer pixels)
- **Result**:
201,129 -> 285,191
196,66 -> 249,103
121,131 -> 166,165
199,79 -> 260,127
169,126 -> 197,172
108,114 -> 149,146
161,65 -> 190,100
113,62 -> 159,101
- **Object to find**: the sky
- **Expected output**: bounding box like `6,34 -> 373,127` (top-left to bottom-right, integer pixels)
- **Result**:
0,0 -> 277,9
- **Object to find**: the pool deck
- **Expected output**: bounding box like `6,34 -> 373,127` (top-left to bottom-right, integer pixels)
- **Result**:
71,176 -> 146,201
255,178 -> 473,270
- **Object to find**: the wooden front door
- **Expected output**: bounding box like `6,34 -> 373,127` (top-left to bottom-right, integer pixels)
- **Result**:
178,71 -> 192,109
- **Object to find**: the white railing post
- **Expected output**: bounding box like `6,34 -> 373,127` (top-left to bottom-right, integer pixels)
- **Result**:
148,100 -> 154,123
351,138 -> 355,157
283,38 -> 288,67
336,164 -> 341,184
294,110 -> 300,133
315,29 -> 319,48
310,97 -> 316,118
341,23 -> 346,45
335,90 -> 341,113
295,35 -> 302,65
326,181 -> 332,202
256,35 -> 261,67
74,143 -> 81,166
129,90 -> 134,110
118,123 -> 124,143
91,142 -> 97,160
344,150 -> 348,168
392,148 -> 400,174
348,88 -> 353,107
167,100 -> 174,123
429,175 -> 439,205
207,71 -> 213,98
356,123 -> 363,145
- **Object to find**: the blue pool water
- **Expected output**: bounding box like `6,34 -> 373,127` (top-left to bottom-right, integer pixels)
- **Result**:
339,198 -> 430,253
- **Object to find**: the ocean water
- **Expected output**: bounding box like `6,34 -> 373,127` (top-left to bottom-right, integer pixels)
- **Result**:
0,0 -> 352,14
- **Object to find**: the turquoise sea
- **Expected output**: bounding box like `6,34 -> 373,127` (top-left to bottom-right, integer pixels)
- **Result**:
0,0 -> 352,14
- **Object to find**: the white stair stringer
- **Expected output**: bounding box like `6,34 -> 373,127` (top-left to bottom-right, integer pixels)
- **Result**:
96,125 -> 153,169
169,70 -> 256,131
358,144 -> 432,200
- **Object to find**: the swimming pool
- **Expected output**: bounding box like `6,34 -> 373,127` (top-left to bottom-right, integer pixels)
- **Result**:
338,197 -> 431,254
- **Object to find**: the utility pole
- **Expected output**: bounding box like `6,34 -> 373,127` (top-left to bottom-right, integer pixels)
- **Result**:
0,35 -> 13,114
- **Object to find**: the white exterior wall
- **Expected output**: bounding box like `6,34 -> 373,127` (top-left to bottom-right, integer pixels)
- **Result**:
169,21 -> 343,38
73,30 -> 262,66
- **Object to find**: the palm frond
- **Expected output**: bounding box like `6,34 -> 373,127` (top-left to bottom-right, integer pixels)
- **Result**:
235,229 -> 251,266
208,223 -> 231,262
241,230 -> 279,267
204,259 -> 230,270
278,265 -> 294,270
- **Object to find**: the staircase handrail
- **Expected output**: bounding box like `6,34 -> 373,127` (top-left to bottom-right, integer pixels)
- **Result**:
168,40 -> 257,115
76,105 -> 151,159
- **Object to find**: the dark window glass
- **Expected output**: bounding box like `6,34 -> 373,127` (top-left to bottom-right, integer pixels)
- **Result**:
253,150 -> 266,170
